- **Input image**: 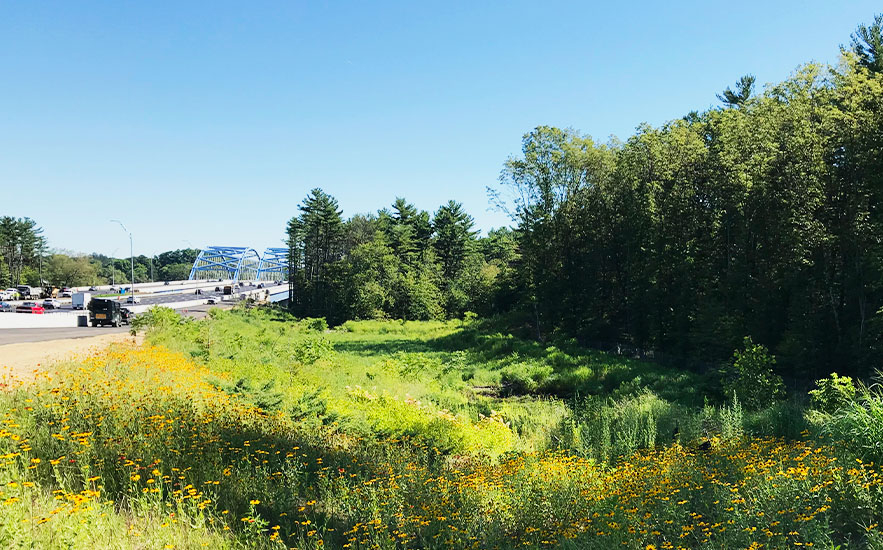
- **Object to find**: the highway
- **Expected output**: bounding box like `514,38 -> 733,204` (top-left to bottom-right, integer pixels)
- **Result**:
26,283 -> 273,313
0,326 -> 129,345
0,303 -> 232,344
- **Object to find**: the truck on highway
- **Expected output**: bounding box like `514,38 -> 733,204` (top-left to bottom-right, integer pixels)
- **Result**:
88,298 -> 130,327
72,292 -> 91,310
15,285 -> 41,299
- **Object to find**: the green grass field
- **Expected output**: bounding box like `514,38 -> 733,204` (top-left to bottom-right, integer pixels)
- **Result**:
2,306 -> 882,549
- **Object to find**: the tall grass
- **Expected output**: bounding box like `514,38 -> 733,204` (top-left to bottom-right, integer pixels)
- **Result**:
5,310 -> 882,548
2,347 -> 880,549
820,383 -> 883,465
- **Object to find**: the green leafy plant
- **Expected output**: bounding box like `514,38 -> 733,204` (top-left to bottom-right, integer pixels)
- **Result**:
300,317 -> 328,332
290,335 -> 334,366
499,362 -> 554,395
129,305 -> 181,335
809,372 -> 857,414
722,337 -> 784,410
220,378 -> 284,411
289,386 -> 333,424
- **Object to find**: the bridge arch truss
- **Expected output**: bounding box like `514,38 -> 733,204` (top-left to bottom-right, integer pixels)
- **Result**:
188,246 -> 261,282
256,248 -> 289,281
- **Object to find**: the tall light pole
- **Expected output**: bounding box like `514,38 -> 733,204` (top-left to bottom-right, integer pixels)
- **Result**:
110,247 -> 119,287
38,241 -> 44,289
111,220 -> 134,300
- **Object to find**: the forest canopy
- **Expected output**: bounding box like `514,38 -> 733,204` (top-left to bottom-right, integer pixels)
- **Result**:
286,21 -> 883,381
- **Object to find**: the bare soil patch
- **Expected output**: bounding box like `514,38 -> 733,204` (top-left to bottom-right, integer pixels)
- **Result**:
0,332 -> 142,383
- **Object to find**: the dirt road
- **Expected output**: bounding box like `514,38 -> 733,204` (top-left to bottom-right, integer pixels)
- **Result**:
0,332 -> 141,383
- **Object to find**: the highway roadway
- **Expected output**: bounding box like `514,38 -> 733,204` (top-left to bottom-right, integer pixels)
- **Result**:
0,303 -> 231,345
34,283 -> 270,313
0,326 -> 129,345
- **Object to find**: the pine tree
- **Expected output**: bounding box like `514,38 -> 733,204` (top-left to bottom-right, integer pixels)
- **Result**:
851,14 -> 883,72
287,189 -> 344,316
717,75 -> 755,107
432,201 -> 476,285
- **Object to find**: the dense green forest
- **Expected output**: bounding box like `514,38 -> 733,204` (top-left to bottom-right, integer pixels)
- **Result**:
286,17 -> 883,382
0,216 -> 198,288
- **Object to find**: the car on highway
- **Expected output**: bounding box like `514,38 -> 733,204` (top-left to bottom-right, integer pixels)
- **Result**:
0,290 -> 14,300
0,302 -> 14,312
207,296 -> 223,304
42,298 -> 62,310
125,295 -> 142,304
88,298 -> 127,327
60,288 -> 72,298
16,302 -> 45,314
120,307 -> 134,324
88,286 -> 98,291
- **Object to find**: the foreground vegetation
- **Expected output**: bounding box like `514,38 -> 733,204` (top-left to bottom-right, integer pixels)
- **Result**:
2,308 -> 883,549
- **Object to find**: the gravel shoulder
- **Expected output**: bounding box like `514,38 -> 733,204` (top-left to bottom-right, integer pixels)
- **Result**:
0,332 -> 142,383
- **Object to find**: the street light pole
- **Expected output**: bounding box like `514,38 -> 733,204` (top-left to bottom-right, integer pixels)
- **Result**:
111,247 -> 119,287
111,220 -> 134,301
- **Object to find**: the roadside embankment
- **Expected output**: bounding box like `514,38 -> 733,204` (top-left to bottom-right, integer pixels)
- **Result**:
0,332 -> 141,384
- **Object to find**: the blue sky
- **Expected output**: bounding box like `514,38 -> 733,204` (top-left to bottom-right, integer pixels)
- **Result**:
1,1 -> 879,256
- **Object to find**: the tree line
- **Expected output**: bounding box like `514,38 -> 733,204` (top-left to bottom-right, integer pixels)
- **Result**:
0,216 -> 199,288
285,189 -> 516,323
286,16 -> 883,381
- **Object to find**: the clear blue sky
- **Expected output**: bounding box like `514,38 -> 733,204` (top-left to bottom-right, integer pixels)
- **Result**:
1,1 -> 878,256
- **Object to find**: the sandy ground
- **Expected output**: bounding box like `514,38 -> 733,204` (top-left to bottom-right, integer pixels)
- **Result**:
0,332 -> 142,383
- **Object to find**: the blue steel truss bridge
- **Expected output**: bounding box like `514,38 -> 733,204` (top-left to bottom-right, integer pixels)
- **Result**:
188,246 -> 289,282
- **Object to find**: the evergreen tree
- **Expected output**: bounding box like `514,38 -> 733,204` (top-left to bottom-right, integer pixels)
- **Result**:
851,14 -> 883,72
432,201 -> 476,283
717,74 -> 755,107
286,189 -> 344,317
0,217 -> 45,286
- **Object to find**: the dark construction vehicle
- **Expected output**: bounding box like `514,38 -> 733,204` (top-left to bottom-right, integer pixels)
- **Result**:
87,298 -> 132,327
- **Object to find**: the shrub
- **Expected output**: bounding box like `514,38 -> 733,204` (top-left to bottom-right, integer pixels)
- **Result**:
722,336 -> 784,410
289,386 -> 334,424
130,305 -> 182,334
300,317 -> 328,332
380,352 -> 444,378
219,377 -> 284,411
290,335 -> 334,365
809,372 -> 857,413
500,362 -> 554,395
823,386 -> 883,464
